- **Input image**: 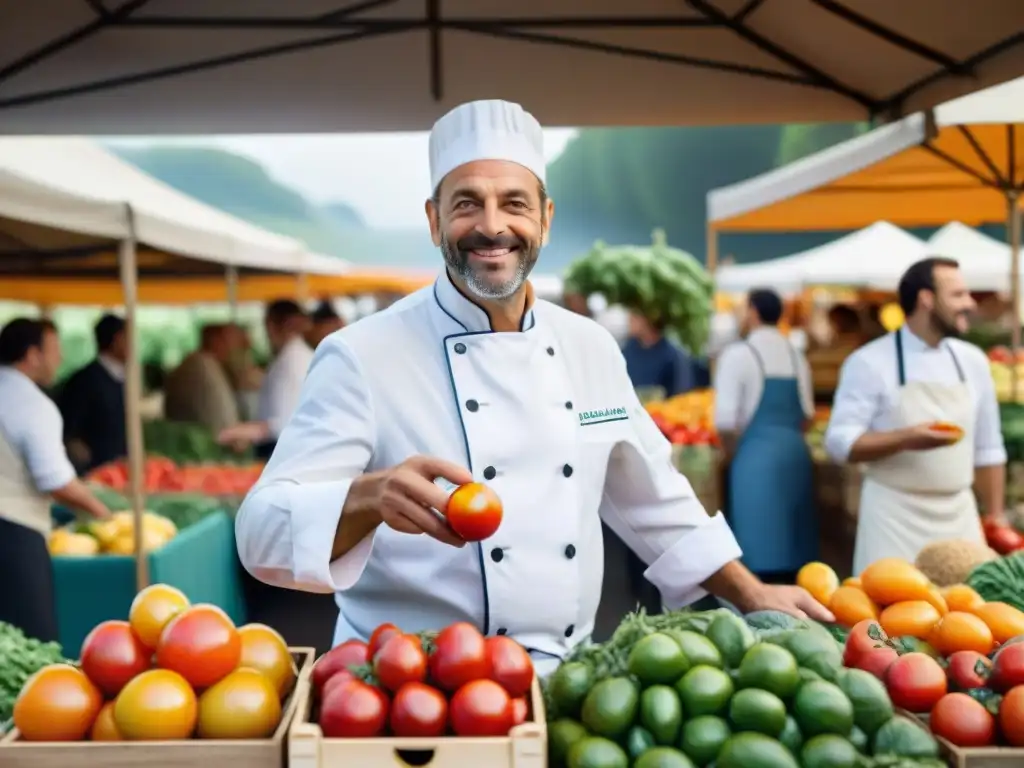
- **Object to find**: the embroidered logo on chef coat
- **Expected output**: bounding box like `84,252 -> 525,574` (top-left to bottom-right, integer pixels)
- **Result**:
578,407 -> 629,426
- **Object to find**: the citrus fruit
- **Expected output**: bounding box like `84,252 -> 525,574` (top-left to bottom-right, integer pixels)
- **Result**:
829,586 -> 879,627
581,677 -> 639,739
639,685 -> 683,745
129,583 -> 190,649
837,668 -> 893,736
793,680 -> 854,737
737,644 -> 799,699
549,718 -> 589,766
663,629 -> 723,669
931,611 -> 994,655
706,613 -> 756,668
879,601 -> 941,639
548,661 -> 594,719
680,715 -> 731,766
13,664 -> 103,741
801,734 -> 859,768
567,736 -> 629,768
628,633 -> 690,685
113,669 -> 198,740
717,732 -> 799,768
634,747 -> 696,768
675,665 -> 734,717
797,562 -> 840,607
729,688 -> 787,736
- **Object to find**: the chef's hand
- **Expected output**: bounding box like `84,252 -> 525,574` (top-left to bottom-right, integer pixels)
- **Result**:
902,423 -> 959,451
742,584 -> 836,623
375,455 -> 474,548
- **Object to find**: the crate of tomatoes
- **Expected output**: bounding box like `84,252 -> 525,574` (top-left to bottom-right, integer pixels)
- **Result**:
289,621 -> 546,768
0,582 -> 314,768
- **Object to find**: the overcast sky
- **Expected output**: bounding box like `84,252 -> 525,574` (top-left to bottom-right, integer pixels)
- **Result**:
109,129 -> 578,230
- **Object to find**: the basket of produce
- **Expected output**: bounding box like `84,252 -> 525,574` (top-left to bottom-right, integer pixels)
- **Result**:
289,621 -> 545,768
1,582 -> 313,768
87,456 -> 263,498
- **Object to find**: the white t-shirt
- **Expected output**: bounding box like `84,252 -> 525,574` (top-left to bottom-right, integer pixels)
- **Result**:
0,367 -> 77,492
257,336 -> 315,438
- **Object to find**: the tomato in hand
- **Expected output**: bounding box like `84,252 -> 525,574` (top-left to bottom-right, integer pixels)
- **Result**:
450,679 -> 514,736
80,619 -> 152,696
946,651 -> 992,691
885,653 -> 948,712
511,696 -> 528,725
389,682 -> 448,737
368,623 -> 401,660
854,647 -> 899,681
445,482 -> 503,541
13,664 -> 103,742
843,619 -> 889,667
312,640 -> 369,693
486,636 -> 534,698
991,643 -> 1024,692
374,634 -> 428,692
156,604 -> 241,689
129,584 -> 190,650
320,680 -> 389,738
429,622 -> 490,692
930,693 -> 996,747
1000,685 -> 1024,746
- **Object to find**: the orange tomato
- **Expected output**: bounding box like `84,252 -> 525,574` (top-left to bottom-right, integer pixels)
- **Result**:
129,583 -> 190,649
860,559 -> 933,606
879,601 -> 942,639
796,562 -> 840,607
924,586 -> 949,616
829,586 -> 880,627
197,668 -> 282,739
929,422 -> 965,441
156,604 -> 241,689
941,584 -> 986,614
843,577 -> 862,588
113,669 -> 197,740
90,701 -> 122,741
973,602 -> 1024,645
931,611 -> 995,656
238,623 -> 297,698
13,664 -> 103,741
445,482 -> 503,542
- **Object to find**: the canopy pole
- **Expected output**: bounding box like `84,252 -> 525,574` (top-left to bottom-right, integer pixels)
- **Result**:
117,208 -> 149,592
225,265 -> 239,320
706,223 -> 719,274
1010,191 -> 1022,402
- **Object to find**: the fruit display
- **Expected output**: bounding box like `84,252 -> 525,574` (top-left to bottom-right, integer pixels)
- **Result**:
914,539 -> 998,587
545,606 -> 945,768
980,521 -> 1024,556
987,347 -> 1024,405
143,419 -> 255,464
645,390 -> 718,447
48,511 -> 178,556
87,456 -> 263,496
0,623 -> 71,726
806,406 -> 832,462
309,621 -> 536,739
967,552 -> 1024,612
9,583 -> 297,742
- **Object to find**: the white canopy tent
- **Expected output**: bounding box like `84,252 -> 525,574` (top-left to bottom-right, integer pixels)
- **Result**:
715,221 -> 929,293
927,222 -> 1022,292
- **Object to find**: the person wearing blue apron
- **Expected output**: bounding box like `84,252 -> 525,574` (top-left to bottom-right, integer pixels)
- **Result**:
714,290 -> 816,582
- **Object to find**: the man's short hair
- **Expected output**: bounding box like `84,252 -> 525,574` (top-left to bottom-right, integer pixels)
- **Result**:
0,318 -> 53,365
748,289 -> 784,325
898,257 -> 961,315
311,300 -> 340,323
265,299 -> 305,326
95,314 -> 125,352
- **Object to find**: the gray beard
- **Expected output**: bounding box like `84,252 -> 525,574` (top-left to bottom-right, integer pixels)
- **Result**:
440,232 -> 537,302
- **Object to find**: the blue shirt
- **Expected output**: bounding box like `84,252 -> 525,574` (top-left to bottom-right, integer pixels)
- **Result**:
622,337 -> 696,397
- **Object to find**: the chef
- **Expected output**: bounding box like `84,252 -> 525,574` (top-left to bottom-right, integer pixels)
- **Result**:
825,257 -> 1007,575
714,289 -> 816,581
234,100 -> 830,671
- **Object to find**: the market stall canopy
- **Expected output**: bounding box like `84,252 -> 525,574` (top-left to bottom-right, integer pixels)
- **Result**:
927,222 -> 1022,291
2,1 -> 1024,133
706,75 -> 1024,232
715,221 -> 929,292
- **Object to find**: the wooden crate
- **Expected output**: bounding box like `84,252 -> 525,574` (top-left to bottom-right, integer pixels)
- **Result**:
289,669 -> 547,768
904,711 -> 1024,768
0,648 -> 314,768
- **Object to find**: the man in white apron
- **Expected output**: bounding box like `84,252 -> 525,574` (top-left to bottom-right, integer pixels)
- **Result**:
0,319 -> 111,642
825,258 -> 1007,575
235,100 -> 832,673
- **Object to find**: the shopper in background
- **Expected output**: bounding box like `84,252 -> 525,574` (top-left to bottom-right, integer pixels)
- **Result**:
622,310 -> 697,398
0,318 -> 110,642
306,300 -> 345,348
59,314 -> 128,472
714,289 -> 816,582
164,323 -> 241,435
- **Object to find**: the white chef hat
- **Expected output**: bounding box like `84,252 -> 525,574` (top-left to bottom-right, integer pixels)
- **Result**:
428,100 -> 546,192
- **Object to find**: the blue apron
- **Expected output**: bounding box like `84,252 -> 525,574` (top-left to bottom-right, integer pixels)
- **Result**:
727,343 -> 817,574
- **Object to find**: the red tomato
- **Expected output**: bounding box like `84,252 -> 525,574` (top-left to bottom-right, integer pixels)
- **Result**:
1000,686 -> 1024,746
445,483 -> 503,541
368,623 -> 401,660
854,647 -> 899,681
155,604 -> 241,689
885,653 -> 948,712
987,525 -> 1024,555
843,619 -> 889,667
511,696 -> 528,725
429,622 -> 491,693
947,651 -> 992,691
322,670 -> 359,701
486,636 -> 534,698
319,680 -> 388,738
80,619 -> 151,696
374,634 -> 428,692
389,682 -> 448,737
991,643 -> 1024,692
312,640 -> 369,693
450,679 -> 514,737
930,693 -> 996,747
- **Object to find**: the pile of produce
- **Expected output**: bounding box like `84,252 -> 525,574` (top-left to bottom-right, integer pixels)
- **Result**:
81,487 -> 234,530
545,606 -> 944,768
309,621 -> 534,738
562,230 -> 713,355
11,583 -> 296,741
143,419 -> 254,465
0,622 -> 71,727
48,511 -> 178,556
967,552 -> 1024,612
987,347 -> 1024,405
87,456 -> 262,496
645,390 -> 718,447
806,407 -> 832,462
979,521 -> 1024,556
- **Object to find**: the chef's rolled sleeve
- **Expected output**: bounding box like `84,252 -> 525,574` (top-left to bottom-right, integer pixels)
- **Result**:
824,353 -> 880,463
235,338 -> 377,593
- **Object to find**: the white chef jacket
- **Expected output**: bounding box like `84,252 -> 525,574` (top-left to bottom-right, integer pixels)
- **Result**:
256,336 -> 314,438
235,274 -> 741,664
713,328 -> 814,433
824,328 -> 1006,466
